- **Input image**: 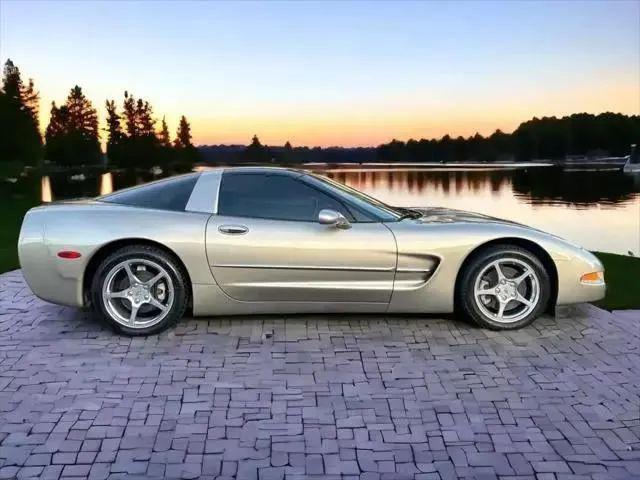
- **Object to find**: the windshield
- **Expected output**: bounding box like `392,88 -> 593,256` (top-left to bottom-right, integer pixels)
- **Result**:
303,173 -> 402,221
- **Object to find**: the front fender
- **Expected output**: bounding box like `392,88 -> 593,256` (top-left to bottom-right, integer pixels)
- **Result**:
385,220 -> 604,313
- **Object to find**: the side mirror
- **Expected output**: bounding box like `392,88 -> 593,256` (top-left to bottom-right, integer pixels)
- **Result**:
318,209 -> 351,229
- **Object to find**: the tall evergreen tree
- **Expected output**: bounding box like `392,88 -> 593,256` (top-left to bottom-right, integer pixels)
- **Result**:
174,116 -> 199,165
159,116 -> 171,148
174,115 -> 193,148
44,86 -> 100,166
2,59 -> 23,103
113,91 -> 163,168
122,91 -> 138,138
136,99 -> 155,137
0,59 -> 42,167
105,99 -> 123,163
22,78 -> 40,129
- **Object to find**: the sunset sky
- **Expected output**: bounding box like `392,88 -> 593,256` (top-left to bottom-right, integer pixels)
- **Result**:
1,0 -> 638,147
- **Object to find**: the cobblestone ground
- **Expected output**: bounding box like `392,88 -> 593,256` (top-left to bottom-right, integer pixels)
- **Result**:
0,270 -> 639,480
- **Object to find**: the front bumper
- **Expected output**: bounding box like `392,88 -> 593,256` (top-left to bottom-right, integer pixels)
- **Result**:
555,249 -> 606,305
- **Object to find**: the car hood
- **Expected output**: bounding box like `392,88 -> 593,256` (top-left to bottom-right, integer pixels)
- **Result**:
397,207 -> 583,250
407,207 -> 524,226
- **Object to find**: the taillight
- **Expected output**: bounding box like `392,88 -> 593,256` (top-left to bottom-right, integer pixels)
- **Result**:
57,251 -> 82,259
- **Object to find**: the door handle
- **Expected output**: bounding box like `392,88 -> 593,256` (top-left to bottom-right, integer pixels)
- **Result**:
218,224 -> 249,235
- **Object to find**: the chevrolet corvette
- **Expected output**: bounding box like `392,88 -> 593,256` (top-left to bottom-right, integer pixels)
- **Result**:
18,167 -> 605,335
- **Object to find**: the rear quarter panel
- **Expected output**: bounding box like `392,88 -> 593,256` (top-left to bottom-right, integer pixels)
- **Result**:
19,202 -> 213,307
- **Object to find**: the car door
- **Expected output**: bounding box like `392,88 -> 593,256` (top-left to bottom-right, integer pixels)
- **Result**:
205,171 -> 397,303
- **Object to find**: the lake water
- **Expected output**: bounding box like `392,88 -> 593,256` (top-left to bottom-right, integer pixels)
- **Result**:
17,165 -> 640,256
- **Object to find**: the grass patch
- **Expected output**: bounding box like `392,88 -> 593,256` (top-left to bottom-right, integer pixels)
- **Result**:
0,196 -> 39,274
593,251 -> 640,310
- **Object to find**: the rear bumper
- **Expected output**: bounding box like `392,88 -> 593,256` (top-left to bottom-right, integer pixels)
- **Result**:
18,209 -> 84,308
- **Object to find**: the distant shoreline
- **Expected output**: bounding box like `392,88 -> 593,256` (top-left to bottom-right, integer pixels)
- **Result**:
302,161 -> 553,169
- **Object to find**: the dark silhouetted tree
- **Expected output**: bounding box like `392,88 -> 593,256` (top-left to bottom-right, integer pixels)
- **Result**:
0,59 -> 42,167
122,91 -> 138,138
174,115 -> 199,165
136,99 -> 155,137
113,92 -> 161,168
157,116 -> 174,166
281,140 -> 295,163
105,99 -> 123,164
159,116 -> 171,148
22,79 -> 40,129
243,134 -> 271,163
44,86 -> 100,166
174,115 -> 193,148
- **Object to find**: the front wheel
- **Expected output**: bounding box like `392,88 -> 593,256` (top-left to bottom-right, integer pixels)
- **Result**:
91,245 -> 189,336
457,245 -> 551,330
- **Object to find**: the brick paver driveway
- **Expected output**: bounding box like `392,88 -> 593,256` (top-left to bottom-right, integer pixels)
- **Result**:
0,270 -> 639,479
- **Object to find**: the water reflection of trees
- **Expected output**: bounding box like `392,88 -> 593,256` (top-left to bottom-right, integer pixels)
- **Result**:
325,169 -> 515,199
13,166 -> 640,207
322,168 -> 639,207
511,168 -> 638,206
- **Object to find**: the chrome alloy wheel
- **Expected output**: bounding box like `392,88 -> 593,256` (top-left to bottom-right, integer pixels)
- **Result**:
101,258 -> 174,329
473,257 -> 540,323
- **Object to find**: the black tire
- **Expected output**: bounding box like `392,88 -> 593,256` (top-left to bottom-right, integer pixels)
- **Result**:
456,244 -> 551,330
91,245 -> 189,336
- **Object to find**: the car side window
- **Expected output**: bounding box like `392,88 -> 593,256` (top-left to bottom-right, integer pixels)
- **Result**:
218,173 -> 354,222
100,173 -> 200,211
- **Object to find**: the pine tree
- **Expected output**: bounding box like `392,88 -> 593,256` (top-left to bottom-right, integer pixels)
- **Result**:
114,91 -> 165,168
174,116 -> 193,149
44,86 -> 100,166
105,100 -> 122,144
22,78 -> 40,129
44,102 -> 67,139
2,60 -> 22,103
0,59 -> 42,167
173,116 -> 198,165
136,99 -> 156,137
66,86 -> 98,136
159,116 -> 171,147
123,91 -> 138,138
105,99 -> 123,164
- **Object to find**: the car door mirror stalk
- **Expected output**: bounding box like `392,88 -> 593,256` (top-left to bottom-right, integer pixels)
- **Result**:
318,209 -> 351,229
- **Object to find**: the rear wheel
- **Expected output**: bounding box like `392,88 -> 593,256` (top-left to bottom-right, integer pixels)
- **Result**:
91,245 -> 188,336
457,245 -> 550,330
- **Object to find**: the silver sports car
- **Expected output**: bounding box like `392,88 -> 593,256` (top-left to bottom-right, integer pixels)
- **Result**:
18,167 -> 605,336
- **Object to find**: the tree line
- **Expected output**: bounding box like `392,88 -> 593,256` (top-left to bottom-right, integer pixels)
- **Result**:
202,114 -> 640,164
377,113 -> 640,163
1,59 -> 199,171
2,58 -> 639,168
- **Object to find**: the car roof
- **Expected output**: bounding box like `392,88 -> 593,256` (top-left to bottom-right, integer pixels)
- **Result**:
198,166 -> 306,177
